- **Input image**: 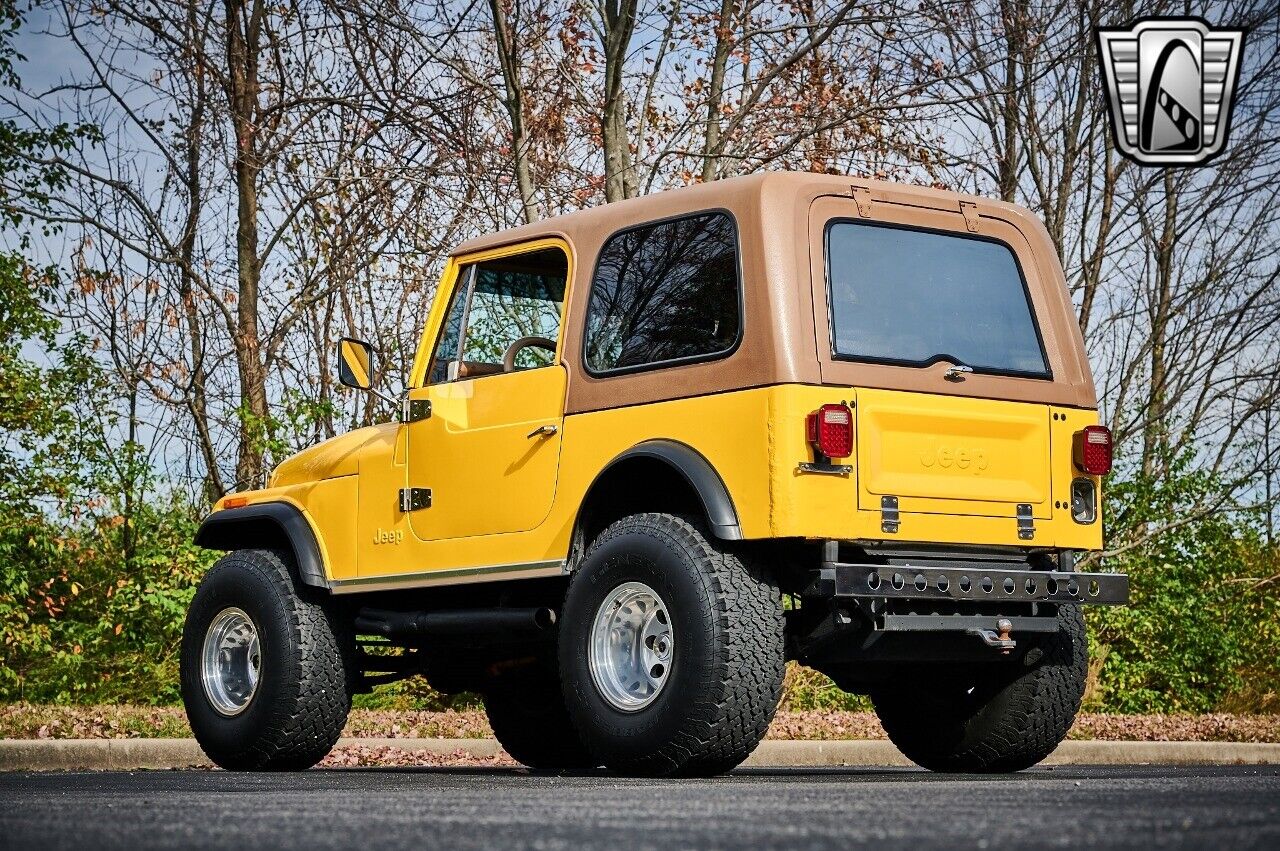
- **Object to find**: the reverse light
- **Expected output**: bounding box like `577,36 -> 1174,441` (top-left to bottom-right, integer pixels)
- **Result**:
1070,478 -> 1098,524
807,404 -> 853,459
1073,425 -> 1113,476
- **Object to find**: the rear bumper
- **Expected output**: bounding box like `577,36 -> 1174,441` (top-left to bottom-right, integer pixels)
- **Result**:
790,543 -> 1126,671
812,561 -> 1128,606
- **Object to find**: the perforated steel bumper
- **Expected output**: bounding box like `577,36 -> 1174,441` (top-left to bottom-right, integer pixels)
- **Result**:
817,561 -> 1128,605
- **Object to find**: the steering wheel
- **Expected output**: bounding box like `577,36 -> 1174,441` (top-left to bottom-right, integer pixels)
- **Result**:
502,336 -> 557,372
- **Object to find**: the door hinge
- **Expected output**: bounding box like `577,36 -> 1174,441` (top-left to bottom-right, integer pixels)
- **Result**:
401,398 -> 431,423
399,488 -> 432,512
959,200 -> 980,233
852,185 -> 874,217
881,495 -> 900,534
1017,503 -> 1035,540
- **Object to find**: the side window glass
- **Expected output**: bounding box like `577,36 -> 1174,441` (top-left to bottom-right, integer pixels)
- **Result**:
429,247 -> 568,383
584,211 -> 741,374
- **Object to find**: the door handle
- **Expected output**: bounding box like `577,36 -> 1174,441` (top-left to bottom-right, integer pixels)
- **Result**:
527,424 -> 558,439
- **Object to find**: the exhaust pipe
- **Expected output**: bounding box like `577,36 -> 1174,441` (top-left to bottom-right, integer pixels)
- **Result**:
354,606 -> 556,637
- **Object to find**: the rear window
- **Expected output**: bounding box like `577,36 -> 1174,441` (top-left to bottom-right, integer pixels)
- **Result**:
825,221 -> 1050,377
584,211 -> 741,375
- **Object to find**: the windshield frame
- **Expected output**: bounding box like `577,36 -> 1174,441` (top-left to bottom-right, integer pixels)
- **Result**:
822,218 -> 1054,381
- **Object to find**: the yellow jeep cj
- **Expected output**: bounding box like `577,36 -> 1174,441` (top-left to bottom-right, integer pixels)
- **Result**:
181,172 -> 1127,776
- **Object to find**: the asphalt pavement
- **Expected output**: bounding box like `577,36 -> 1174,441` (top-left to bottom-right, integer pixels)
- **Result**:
1,765 -> 1277,850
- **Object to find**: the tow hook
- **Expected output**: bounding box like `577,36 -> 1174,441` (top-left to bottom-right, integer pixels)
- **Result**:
967,618 -> 1016,653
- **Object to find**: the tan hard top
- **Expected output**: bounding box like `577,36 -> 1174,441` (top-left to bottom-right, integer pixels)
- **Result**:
451,172 -> 1096,414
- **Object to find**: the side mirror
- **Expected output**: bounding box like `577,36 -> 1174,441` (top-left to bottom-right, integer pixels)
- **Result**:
337,337 -> 374,391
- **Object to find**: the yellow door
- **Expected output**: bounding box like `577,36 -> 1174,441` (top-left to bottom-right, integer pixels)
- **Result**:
405,367 -> 565,540
404,242 -> 571,543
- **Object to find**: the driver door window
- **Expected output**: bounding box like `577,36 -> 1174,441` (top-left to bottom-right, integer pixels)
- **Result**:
430,248 -> 567,383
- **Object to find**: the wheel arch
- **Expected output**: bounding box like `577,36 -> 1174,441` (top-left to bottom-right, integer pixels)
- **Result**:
194,502 -> 328,589
573,440 -> 743,556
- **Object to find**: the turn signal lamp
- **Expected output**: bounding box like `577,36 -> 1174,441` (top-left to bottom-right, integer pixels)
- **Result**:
1073,425 -> 1113,476
807,404 -> 853,459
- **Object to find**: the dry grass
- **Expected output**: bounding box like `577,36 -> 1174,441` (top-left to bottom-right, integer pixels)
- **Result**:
3,702 -> 1277,743
319,744 -> 516,769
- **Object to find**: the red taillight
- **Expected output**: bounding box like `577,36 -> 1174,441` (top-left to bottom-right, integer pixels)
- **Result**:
807,404 -> 853,459
1073,425 -> 1112,475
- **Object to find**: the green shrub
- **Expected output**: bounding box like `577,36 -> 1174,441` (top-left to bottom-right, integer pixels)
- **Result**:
0,499 -> 214,703
1087,453 -> 1279,713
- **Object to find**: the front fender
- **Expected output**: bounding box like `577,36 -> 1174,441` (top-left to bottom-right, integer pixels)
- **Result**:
195,502 -> 327,589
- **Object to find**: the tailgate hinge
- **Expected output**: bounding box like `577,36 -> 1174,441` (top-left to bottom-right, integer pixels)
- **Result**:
399,488 -> 432,512
880,495 -> 900,534
959,200 -> 980,232
1016,503 -> 1035,540
851,185 -> 874,217
401,398 -> 431,423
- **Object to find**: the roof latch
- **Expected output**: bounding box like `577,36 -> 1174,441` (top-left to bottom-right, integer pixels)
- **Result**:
851,185 -> 873,218
959,200 -> 980,233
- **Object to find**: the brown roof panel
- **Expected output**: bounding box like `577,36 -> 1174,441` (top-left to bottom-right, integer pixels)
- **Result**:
448,172 -> 1096,414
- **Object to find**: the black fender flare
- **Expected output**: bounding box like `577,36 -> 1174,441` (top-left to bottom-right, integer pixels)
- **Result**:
589,439 -> 743,541
194,502 -> 328,589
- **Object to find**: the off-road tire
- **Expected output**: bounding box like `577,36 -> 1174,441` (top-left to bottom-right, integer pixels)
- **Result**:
870,604 -> 1088,773
180,549 -> 355,771
483,660 -> 598,770
559,513 -> 785,777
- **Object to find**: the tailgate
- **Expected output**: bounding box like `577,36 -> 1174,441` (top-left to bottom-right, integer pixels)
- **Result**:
856,389 -> 1052,518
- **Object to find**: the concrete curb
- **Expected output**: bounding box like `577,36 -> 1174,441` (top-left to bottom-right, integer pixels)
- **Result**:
743,739 -> 1280,768
2,737 -> 1278,772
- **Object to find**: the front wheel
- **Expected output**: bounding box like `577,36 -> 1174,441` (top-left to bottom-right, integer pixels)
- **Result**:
180,549 -> 354,770
871,604 -> 1088,773
558,514 -> 785,777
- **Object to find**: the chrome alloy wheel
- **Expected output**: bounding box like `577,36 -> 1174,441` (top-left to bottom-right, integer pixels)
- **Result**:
588,581 -> 674,711
201,607 -> 261,716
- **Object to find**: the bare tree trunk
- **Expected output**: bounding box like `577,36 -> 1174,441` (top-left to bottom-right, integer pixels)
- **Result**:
1143,171 -> 1177,477
121,381 -> 137,570
996,0 -> 1021,202
700,0 -> 735,183
800,0 -> 834,172
1078,147 -> 1118,336
488,0 -> 539,223
600,0 -> 638,202
178,0 -> 224,500
1264,405 -> 1276,546
225,0 -> 269,489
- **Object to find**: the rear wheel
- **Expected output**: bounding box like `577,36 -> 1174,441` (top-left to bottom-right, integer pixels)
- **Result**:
559,513 -> 785,777
180,549 -> 354,771
871,604 -> 1088,772
483,659 -> 597,770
